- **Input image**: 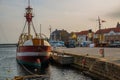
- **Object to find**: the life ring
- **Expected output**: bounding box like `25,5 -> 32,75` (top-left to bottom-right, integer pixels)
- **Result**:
99,49 -> 104,54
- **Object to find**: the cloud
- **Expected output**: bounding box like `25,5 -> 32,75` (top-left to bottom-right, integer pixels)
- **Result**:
106,8 -> 120,18
1,0 -> 120,43
104,1 -> 120,18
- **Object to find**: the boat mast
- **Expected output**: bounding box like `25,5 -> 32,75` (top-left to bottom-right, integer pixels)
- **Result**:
49,25 -> 52,41
24,0 -> 34,39
40,24 -> 42,38
28,0 -> 30,6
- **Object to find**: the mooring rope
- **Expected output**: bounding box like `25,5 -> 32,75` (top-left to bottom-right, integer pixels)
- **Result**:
18,61 -> 35,75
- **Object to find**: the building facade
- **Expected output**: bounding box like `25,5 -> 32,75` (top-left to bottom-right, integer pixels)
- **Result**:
95,22 -> 120,43
76,30 -> 94,44
50,29 -> 69,42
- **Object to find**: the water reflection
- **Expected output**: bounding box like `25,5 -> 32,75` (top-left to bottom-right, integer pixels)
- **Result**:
50,64 -> 92,80
0,47 -> 92,80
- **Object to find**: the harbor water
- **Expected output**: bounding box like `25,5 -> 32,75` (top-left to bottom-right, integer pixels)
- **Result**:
0,46 -> 92,80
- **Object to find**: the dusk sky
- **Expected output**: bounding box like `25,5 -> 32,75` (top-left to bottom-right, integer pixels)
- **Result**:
0,0 -> 120,43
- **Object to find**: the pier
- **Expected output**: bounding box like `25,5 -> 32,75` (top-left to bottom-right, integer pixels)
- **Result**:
51,47 -> 120,80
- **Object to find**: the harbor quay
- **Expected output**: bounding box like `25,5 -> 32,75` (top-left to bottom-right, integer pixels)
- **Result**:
54,47 -> 120,63
51,47 -> 120,80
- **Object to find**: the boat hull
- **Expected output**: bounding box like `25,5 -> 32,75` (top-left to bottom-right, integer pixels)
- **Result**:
16,46 -> 51,68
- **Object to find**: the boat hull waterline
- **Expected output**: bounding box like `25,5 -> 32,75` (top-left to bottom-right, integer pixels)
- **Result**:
17,46 -> 51,67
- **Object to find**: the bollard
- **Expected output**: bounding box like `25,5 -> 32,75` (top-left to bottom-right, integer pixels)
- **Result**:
99,48 -> 104,57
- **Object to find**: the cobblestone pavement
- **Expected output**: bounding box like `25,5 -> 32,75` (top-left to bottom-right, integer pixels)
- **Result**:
54,47 -> 120,64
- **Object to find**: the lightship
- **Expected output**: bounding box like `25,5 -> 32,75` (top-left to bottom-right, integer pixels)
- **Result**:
16,0 -> 51,68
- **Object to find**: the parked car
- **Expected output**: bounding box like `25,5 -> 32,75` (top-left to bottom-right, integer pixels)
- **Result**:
108,41 -> 120,47
65,39 -> 76,48
80,41 -> 92,47
49,41 -> 64,47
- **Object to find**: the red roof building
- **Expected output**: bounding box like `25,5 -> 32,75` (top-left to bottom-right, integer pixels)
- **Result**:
76,30 -> 89,35
75,30 -> 94,46
95,22 -> 120,43
95,27 -> 120,34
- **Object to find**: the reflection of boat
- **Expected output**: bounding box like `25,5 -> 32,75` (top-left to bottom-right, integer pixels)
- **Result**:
16,0 -> 51,68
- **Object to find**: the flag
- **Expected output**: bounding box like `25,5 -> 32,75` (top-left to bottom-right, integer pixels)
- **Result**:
101,20 -> 106,23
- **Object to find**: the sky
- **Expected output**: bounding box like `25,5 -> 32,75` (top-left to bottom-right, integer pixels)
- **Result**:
0,0 -> 120,43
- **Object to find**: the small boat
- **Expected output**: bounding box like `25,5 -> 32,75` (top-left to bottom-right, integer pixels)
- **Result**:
16,0 -> 51,68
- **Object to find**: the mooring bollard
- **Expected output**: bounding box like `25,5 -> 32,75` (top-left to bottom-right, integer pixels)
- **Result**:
99,48 -> 104,57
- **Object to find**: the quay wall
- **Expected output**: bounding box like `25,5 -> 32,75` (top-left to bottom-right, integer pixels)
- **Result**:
52,51 -> 120,80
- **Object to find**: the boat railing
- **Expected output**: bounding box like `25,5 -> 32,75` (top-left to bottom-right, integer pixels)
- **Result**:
18,33 -> 33,45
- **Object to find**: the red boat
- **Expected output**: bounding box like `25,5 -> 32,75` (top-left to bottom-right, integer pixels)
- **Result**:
16,0 -> 51,68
